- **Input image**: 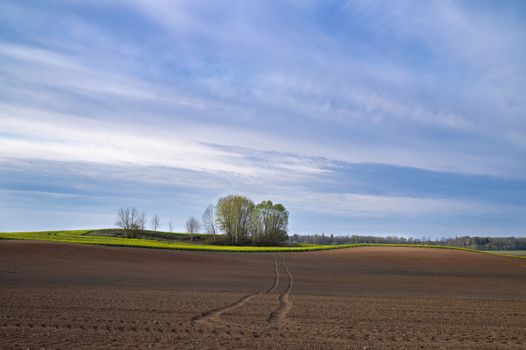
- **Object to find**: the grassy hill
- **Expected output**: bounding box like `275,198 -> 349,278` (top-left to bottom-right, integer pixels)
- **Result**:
1,229 -> 525,257
0,229 -> 342,252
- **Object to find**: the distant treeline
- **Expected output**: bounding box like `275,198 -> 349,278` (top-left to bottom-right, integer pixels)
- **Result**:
288,234 -> 526,251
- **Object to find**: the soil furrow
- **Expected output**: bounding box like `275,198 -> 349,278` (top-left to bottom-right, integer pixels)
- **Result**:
409,250 -> 526,293
407,250 -> 449,277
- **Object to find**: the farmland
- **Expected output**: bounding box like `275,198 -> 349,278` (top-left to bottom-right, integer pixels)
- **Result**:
2,229 -> 525,257
1,240 -> 525,349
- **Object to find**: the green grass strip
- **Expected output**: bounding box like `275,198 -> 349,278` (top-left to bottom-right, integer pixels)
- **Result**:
0,229 -> 525,258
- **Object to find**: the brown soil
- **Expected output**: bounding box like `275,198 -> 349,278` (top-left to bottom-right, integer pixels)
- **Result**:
1,241 -> 525,349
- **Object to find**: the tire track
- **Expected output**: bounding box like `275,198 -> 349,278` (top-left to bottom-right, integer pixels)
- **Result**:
266,254 -> 280,293
267,256 -> 293,324
191,254 -> 279,325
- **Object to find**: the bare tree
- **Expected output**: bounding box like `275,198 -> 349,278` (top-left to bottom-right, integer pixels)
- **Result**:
168,221 -> 174,233
150,214 -> 160,231
202,204 -> 216,240
115,207 -> 142,238
138,212 -> 146,230
186,216 -> 200,242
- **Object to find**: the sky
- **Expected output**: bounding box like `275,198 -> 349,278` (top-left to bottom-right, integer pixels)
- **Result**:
1,0 -> 525,237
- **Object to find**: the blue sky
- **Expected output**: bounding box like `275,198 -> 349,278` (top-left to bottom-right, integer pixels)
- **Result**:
1,0 -> 525,237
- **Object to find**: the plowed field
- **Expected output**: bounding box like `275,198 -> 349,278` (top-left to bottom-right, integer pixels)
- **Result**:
1,241 -> 525,349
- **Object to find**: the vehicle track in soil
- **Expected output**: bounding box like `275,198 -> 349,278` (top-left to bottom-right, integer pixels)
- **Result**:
191,255 -> 280,325
267,256 -> 293,324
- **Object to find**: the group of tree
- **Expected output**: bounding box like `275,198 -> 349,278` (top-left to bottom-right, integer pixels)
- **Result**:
115,207 -> 145,238
288,233 -> 526,251
194,195 -> 289,245
214,195 -> 289,245
115,207 -> 164,238
115,194 -> 289,245
116,204 -> 524,250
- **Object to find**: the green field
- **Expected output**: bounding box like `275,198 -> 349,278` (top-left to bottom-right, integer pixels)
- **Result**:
0,229 -> 354,252
488,250 -> 526,257
0,229 -> 525,257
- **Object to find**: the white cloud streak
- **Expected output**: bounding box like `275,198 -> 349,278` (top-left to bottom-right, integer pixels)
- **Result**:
0,104 -> 330,179
1,0 -> 526,233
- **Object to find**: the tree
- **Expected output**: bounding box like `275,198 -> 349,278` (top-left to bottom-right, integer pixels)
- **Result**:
186,216 -> 200,242
150,214 -> 160,231
138,212 -> 146,230
251,200 -> 289,245
202,204 -> 217,239
168,221 -> 174,233
216,195 -> 254,244
115,207 -> 143,238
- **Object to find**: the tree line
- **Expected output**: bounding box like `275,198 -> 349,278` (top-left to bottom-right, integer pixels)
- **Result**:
289,234 -> 526,251
116,201 -> 523,250
115,194 -> 289,245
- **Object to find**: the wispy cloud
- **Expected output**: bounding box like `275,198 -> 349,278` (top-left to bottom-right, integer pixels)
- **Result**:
1,0 -> 525,234
0,104 -> 330,179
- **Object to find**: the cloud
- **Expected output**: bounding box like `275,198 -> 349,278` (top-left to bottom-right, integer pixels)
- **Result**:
1,0 -> 525,234
0,104 -> 330,179
274,189 -> 526,220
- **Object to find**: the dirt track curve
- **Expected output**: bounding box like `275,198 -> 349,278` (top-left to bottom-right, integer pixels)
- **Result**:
1,241 -> 526,349
191,254 -> 285,325
267,256 -> 293,323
